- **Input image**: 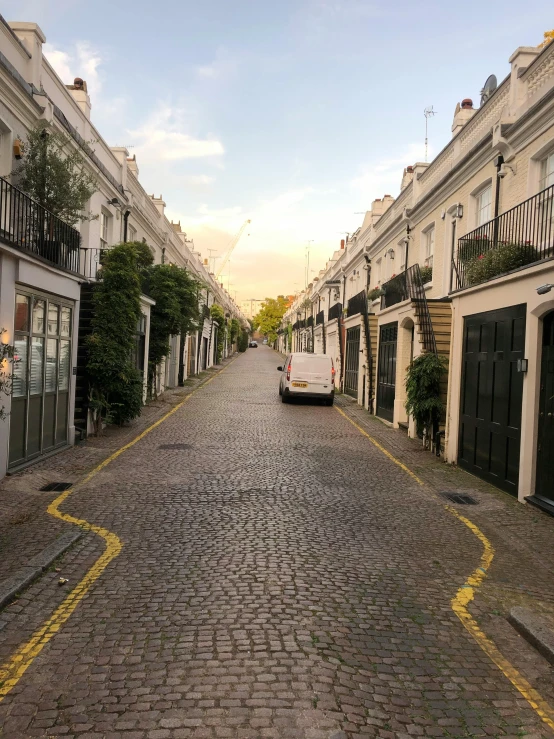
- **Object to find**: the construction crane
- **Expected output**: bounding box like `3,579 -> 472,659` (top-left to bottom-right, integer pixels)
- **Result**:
215,219 -> 251,279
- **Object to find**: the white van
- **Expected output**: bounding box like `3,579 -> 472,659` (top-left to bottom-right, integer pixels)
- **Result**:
277,353 -> 335,405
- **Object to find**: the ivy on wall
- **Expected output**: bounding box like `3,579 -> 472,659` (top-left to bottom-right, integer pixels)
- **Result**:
210,304 -> 225,364
146,264 -> 200,395
405,352 -> 446,442
86,242 -> 153,430
0,330 -> 15,421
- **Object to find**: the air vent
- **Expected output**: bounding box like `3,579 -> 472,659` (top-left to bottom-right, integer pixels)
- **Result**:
40,482 -> 73,492
441,492 -> 478,505
158,444 -> 192,450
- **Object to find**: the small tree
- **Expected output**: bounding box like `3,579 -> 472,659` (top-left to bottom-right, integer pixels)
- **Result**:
229,318 -> 240,347
86,242 -> 153,430
13,121 -> 97,225
146,264 -> 200,395
405,353 -> 446,447
253,296 -> 289,343
0,330 -> 15,421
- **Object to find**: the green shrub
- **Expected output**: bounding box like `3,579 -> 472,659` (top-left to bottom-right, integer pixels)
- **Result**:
238,330 -> 249,352
210,304 -> 225,363
368,287 -> 384,301
420,266 -> 433,284
464,242 -> 538,286
405,352 -> 446,438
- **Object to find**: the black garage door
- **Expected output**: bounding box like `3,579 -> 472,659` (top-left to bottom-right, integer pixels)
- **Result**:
344,326 -> 360,399
458,304 -> 526,495
376,322 -> 397,422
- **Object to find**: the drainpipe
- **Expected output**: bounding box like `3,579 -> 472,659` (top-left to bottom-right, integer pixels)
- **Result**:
493,154 -> 504,246
123,210 -> 131,242
161,246 -> 166,265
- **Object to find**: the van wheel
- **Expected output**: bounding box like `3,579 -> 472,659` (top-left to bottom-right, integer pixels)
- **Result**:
278,386 -> 282,396
326,397 -> 334,406
281,394 -> 289,403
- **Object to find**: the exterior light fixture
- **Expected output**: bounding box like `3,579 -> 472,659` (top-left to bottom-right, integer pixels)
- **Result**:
536,284 -> 554,295
107,197 -> 121,207
456,204 -> 464,218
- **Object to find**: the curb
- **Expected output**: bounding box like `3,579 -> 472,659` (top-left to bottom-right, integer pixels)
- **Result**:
0,528 -> 83,612
509,606 -> 554,665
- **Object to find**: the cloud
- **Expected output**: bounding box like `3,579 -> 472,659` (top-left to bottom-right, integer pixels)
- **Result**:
44,41 -> 103,99
128,107 -> 224,162
350,142 -> 427,201
196,48 -> 238,81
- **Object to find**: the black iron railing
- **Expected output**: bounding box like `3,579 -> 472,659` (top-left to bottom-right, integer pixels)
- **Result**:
81,247 -> 105,280
347,290 -> 367,317
328,302 -> 342,321
307,315 -> 314,328
0,176 -> 81,273
202,304 -> 211,319
316,310 -> 324,325
381,264 -> 437,354
453,183 -> 554,291
292,321 -> 299,330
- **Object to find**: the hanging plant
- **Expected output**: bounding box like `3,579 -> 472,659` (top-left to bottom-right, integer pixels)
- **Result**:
405,353 -> 446,441
368,287 -> 384,302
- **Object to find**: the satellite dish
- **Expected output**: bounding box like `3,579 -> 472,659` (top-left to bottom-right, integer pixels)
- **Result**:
480,74 -> 497,106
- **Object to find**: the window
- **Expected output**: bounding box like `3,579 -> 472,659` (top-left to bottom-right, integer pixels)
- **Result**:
424,227 -> 435,268
539,151 -> 554,234
475,185 -> 492,226
128,224 -> 137,242
375,258 -> 382,286
100,210 -> 111,249
539,151 -> 554,191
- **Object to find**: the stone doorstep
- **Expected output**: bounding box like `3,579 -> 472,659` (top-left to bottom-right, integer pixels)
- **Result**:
0,528 -> 83,612
509,606 -> 554,665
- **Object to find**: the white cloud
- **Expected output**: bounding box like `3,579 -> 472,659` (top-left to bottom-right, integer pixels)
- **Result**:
43,41 -> 103,99
128,107 -> 224,162
350,142 -> 427,201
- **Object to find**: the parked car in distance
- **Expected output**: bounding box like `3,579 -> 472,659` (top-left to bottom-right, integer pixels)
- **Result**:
277,353 -> 335,405
263,339 -> 268,345
249,340 -> 258,348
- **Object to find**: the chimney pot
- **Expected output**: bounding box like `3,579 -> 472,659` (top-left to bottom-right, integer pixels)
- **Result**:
461,98 -> 473,109
340,239 -> 345,249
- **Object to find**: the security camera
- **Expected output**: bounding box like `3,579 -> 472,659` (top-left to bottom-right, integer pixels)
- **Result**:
536,284 -> 553,295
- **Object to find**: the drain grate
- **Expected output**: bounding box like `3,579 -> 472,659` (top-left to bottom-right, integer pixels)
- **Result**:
40,482 -> 73,492
441,492 -> 478,505
158,443 -> 192,450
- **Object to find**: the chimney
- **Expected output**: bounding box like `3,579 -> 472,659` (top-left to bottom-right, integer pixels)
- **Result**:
127,155 -> 139,177
452,98 -> 476,137
400,165 -> 414,191
9,22 -> 46,89
66,77 -> 91,119
150,195 -> 166,217
340,239 -> 345,249
508,46 -> 541,112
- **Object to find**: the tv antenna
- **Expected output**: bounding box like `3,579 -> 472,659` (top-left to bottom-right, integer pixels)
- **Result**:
424,106 -> 437,162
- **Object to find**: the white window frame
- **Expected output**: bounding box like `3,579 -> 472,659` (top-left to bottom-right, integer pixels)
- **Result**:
100,210 -> 111,249
0,118 -> 13,178
128,224 -> 137,242
398,238 -> 408,273
539,150 -> 554,191
375,257 -> 382,287
422,224 -> 435,269
474,184 -> 492,227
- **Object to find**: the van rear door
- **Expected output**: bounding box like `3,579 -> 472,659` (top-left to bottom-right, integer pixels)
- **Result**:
290,355 -> 333,388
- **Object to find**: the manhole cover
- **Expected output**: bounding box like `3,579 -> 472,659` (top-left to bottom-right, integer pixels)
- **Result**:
158,444 -> 192,450
40,482 -> 73,492
441,492 -> 478,505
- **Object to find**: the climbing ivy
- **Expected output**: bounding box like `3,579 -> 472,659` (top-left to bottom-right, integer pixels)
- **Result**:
86,242 -> 153,429
229,318 -> 240,347
146,264 -> 201,395
210,304 -> 225,364
0,329 -> 15,421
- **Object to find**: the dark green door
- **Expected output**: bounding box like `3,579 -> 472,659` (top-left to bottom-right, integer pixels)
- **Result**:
536,311 -> 554,504
376,323 -> 397,422
344,326 -> 360,398
458,304 -> 526,495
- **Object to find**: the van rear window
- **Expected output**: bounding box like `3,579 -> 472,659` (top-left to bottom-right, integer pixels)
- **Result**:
292,356 -> 332,370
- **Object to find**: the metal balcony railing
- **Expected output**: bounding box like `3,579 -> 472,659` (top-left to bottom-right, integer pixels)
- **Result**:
453,183 -> 554,291
381,264 -> 437,354
316,310 -> 324,325
307,315 -> 314,328
328,302 -> 342,321
347,290 -> 367,317
0,176 -> 81,273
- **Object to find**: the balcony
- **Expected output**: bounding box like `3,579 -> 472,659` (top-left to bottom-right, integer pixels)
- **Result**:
453,183 -> 554,291
0,176 -> 81,273
306,315 -> 314,328
328,302 -> 342,321
316,310 -> 324,325
347,290 -> 367,317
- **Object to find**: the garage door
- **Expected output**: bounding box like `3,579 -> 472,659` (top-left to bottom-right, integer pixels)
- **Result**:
458,304 -> 526,496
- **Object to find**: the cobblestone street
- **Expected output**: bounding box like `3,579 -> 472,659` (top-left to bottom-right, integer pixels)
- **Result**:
1,347 -> 553,738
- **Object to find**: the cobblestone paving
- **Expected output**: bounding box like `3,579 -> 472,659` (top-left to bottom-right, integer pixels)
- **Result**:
0,347 -> 553,738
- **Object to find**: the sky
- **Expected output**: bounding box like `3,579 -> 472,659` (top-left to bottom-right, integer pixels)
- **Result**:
4,0 -> 553,303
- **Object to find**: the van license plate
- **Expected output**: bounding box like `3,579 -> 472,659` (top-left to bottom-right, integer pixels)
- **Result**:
292,382 -> 307,388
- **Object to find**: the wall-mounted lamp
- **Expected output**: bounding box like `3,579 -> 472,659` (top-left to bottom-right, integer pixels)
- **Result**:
107,197 -> 121,207
456,204 -> 464,219
388,249 -> 395,259
536,283 -> 554,295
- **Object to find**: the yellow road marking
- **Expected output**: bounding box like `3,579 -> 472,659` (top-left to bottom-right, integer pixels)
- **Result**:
335,404 -> 554,731
0,360 -> 235,700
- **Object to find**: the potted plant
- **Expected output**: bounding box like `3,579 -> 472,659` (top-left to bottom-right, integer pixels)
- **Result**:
420,265 -> 433,284
368,286 -> 384,302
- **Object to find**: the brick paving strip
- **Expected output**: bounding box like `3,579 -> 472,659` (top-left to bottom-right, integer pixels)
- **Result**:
0,358 -> 237,606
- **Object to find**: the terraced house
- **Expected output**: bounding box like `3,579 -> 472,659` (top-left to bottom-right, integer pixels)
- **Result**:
0,18 -> 245,479
280,39 -> 554,512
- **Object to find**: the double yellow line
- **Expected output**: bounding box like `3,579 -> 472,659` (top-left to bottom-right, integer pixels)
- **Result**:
335,405 -> 554,731
0,361 -> 234,700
